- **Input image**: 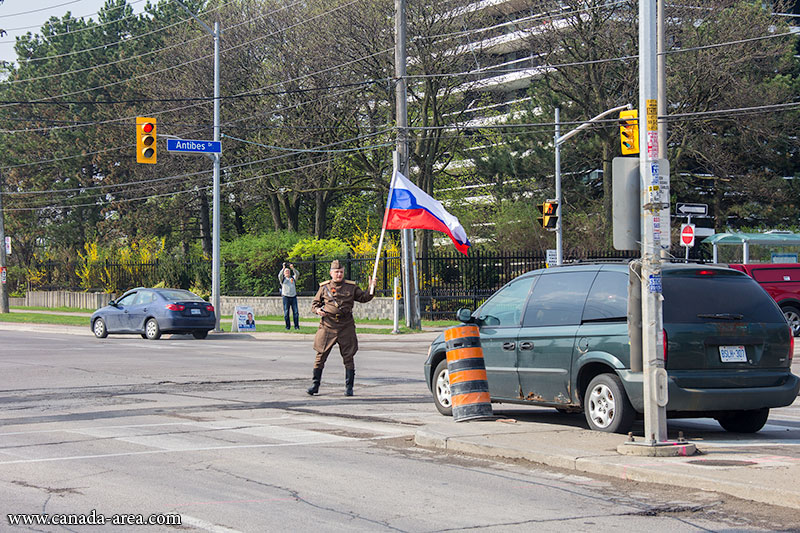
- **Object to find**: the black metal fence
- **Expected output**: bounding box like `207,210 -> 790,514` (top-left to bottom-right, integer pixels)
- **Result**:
24,249 -> 638,320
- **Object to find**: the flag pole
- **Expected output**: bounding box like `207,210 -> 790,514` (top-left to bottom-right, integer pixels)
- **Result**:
371,167 -> 398,295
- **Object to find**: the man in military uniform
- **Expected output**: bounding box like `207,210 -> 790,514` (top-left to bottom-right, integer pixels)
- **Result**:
306,259 -> 376,396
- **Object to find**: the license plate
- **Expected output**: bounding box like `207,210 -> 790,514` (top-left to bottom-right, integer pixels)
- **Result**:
191,308 -> 201,315
719,345 -> 747,363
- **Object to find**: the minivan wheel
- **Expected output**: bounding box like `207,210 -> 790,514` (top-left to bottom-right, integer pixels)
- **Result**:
584,373 -> 635,434
145,318 -> 161,340
432,359 -> 453,416
192,330 -> 209,339
715,408 -> 770,433
782,305 -> 800,337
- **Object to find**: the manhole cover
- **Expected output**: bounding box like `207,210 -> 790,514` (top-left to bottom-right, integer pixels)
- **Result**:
687,459 -> 756,467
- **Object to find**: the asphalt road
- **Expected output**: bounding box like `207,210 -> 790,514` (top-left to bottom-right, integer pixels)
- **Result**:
1,330 -> 800,532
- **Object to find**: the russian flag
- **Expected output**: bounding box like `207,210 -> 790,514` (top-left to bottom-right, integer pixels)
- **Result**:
383,171 -> 470,255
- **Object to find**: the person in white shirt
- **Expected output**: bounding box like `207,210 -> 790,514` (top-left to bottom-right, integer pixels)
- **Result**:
279,263 -> 300,330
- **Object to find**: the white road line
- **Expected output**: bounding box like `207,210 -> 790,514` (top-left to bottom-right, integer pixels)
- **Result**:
181,515 -> 245,533
0,435 -> 399,466
0,417 -> 293,436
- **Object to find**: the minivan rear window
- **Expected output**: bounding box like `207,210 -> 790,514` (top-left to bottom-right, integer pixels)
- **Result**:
662,271 -> 785,324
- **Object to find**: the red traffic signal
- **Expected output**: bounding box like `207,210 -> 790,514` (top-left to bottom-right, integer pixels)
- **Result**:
136,117 -> 157,164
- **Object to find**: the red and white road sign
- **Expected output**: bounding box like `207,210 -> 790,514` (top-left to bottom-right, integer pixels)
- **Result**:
680,223 -> 695,247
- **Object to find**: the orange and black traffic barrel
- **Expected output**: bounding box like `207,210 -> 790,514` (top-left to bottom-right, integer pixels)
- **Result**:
444,324 -> 493,422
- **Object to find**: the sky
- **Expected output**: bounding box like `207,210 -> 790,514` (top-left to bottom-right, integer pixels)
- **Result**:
0,0 -> 146,66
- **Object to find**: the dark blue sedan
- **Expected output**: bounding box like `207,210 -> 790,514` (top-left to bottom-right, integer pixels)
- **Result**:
91,288 -> 216,340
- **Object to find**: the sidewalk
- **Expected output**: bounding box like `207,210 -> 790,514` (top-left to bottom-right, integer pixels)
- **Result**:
415,408 -> 800,511
0,319 -> 444,343
6,308 -> 447,332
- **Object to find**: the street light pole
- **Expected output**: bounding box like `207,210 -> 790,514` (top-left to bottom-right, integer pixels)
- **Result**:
554,103 -> 631,266
173,0 -> 222,331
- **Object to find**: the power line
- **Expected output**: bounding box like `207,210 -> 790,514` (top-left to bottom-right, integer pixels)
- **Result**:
0,1 -> 381,131
4,128 -> 394,197
4,0 -> 303,81
4,141 -> 389,212
1,0 -> 147,33
2,0 -> 83,18
0,84 -> 391,169
0,79 -> 389,106
664,30 -> 798,54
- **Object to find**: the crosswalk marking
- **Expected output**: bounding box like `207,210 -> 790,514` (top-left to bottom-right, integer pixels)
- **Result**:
0,414 -> 409,465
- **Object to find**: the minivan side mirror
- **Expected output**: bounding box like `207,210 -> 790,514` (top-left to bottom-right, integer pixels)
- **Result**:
456,308 -> 474,323
108,300 -> 117,307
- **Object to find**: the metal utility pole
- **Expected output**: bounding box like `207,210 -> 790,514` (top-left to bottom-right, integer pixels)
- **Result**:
554,104 -> 631,266
0,172 -> 8,314
174,0 -> 222,331
211,21 -> 221,332
657,0 -> 667,158
554,108 -> 562,265
395,0 -> 420,330
639,0 -> 668,444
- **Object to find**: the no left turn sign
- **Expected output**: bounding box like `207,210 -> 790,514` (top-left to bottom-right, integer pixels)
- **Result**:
680,223 -> 695,247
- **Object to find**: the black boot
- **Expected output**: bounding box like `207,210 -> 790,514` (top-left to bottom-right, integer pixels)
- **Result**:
307,368 -> 322,395
345,368 -> 355,396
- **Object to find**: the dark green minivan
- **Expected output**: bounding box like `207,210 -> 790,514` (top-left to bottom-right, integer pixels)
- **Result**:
424,263 -> 799,433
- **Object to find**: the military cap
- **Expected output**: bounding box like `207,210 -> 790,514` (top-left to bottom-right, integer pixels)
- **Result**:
330,259 -> 344,270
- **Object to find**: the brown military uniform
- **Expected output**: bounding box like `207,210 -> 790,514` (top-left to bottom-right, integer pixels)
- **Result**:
311,279 -> 374,370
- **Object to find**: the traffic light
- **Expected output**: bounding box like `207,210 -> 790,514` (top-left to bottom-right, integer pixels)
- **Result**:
619,109 -> 639,155
136,117 -> 157,164
537,200 -> 558,229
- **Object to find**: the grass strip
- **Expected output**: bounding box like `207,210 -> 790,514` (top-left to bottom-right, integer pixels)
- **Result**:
0,313 -> 89,327
0,313 -> 413,335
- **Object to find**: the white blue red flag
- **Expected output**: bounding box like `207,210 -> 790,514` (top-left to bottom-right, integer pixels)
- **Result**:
382,171 -> 471,255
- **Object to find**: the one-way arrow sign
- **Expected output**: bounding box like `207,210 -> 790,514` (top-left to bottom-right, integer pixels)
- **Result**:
676,202 -> 708,216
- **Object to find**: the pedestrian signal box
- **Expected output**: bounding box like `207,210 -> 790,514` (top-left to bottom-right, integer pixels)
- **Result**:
537,200 -> 558,229
136,117 -> 157,164
619,110 -> 639,155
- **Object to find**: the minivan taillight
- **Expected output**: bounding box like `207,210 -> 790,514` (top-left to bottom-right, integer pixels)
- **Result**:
166,303 -> 185,311
206,304 -> 214,312
662,329 -> 668,363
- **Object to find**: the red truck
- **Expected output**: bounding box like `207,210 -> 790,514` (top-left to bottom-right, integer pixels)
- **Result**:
728,263 -> 800,337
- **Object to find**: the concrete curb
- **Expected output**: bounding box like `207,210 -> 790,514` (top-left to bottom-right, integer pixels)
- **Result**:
415,425 -> 800,511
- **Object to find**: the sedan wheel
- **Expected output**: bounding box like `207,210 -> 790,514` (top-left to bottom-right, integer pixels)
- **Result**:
783,305 -> 800,337
432,359 -> 453,416
584,373 -> 635,434
145,318 -> 161,340
92,318 -> 108,339
192,330 -> 209,339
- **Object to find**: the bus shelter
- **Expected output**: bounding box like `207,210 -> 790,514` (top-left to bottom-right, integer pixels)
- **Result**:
704,232 -> 800,264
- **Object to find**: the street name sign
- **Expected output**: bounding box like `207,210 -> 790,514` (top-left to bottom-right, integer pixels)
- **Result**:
167,139 -> 221,154
676,202 -> 708,216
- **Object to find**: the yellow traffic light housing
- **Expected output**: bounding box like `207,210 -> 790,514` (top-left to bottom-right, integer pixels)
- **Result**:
619,110 -> 639,155
537,200 -> 558,229
136,117 -> 157,164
